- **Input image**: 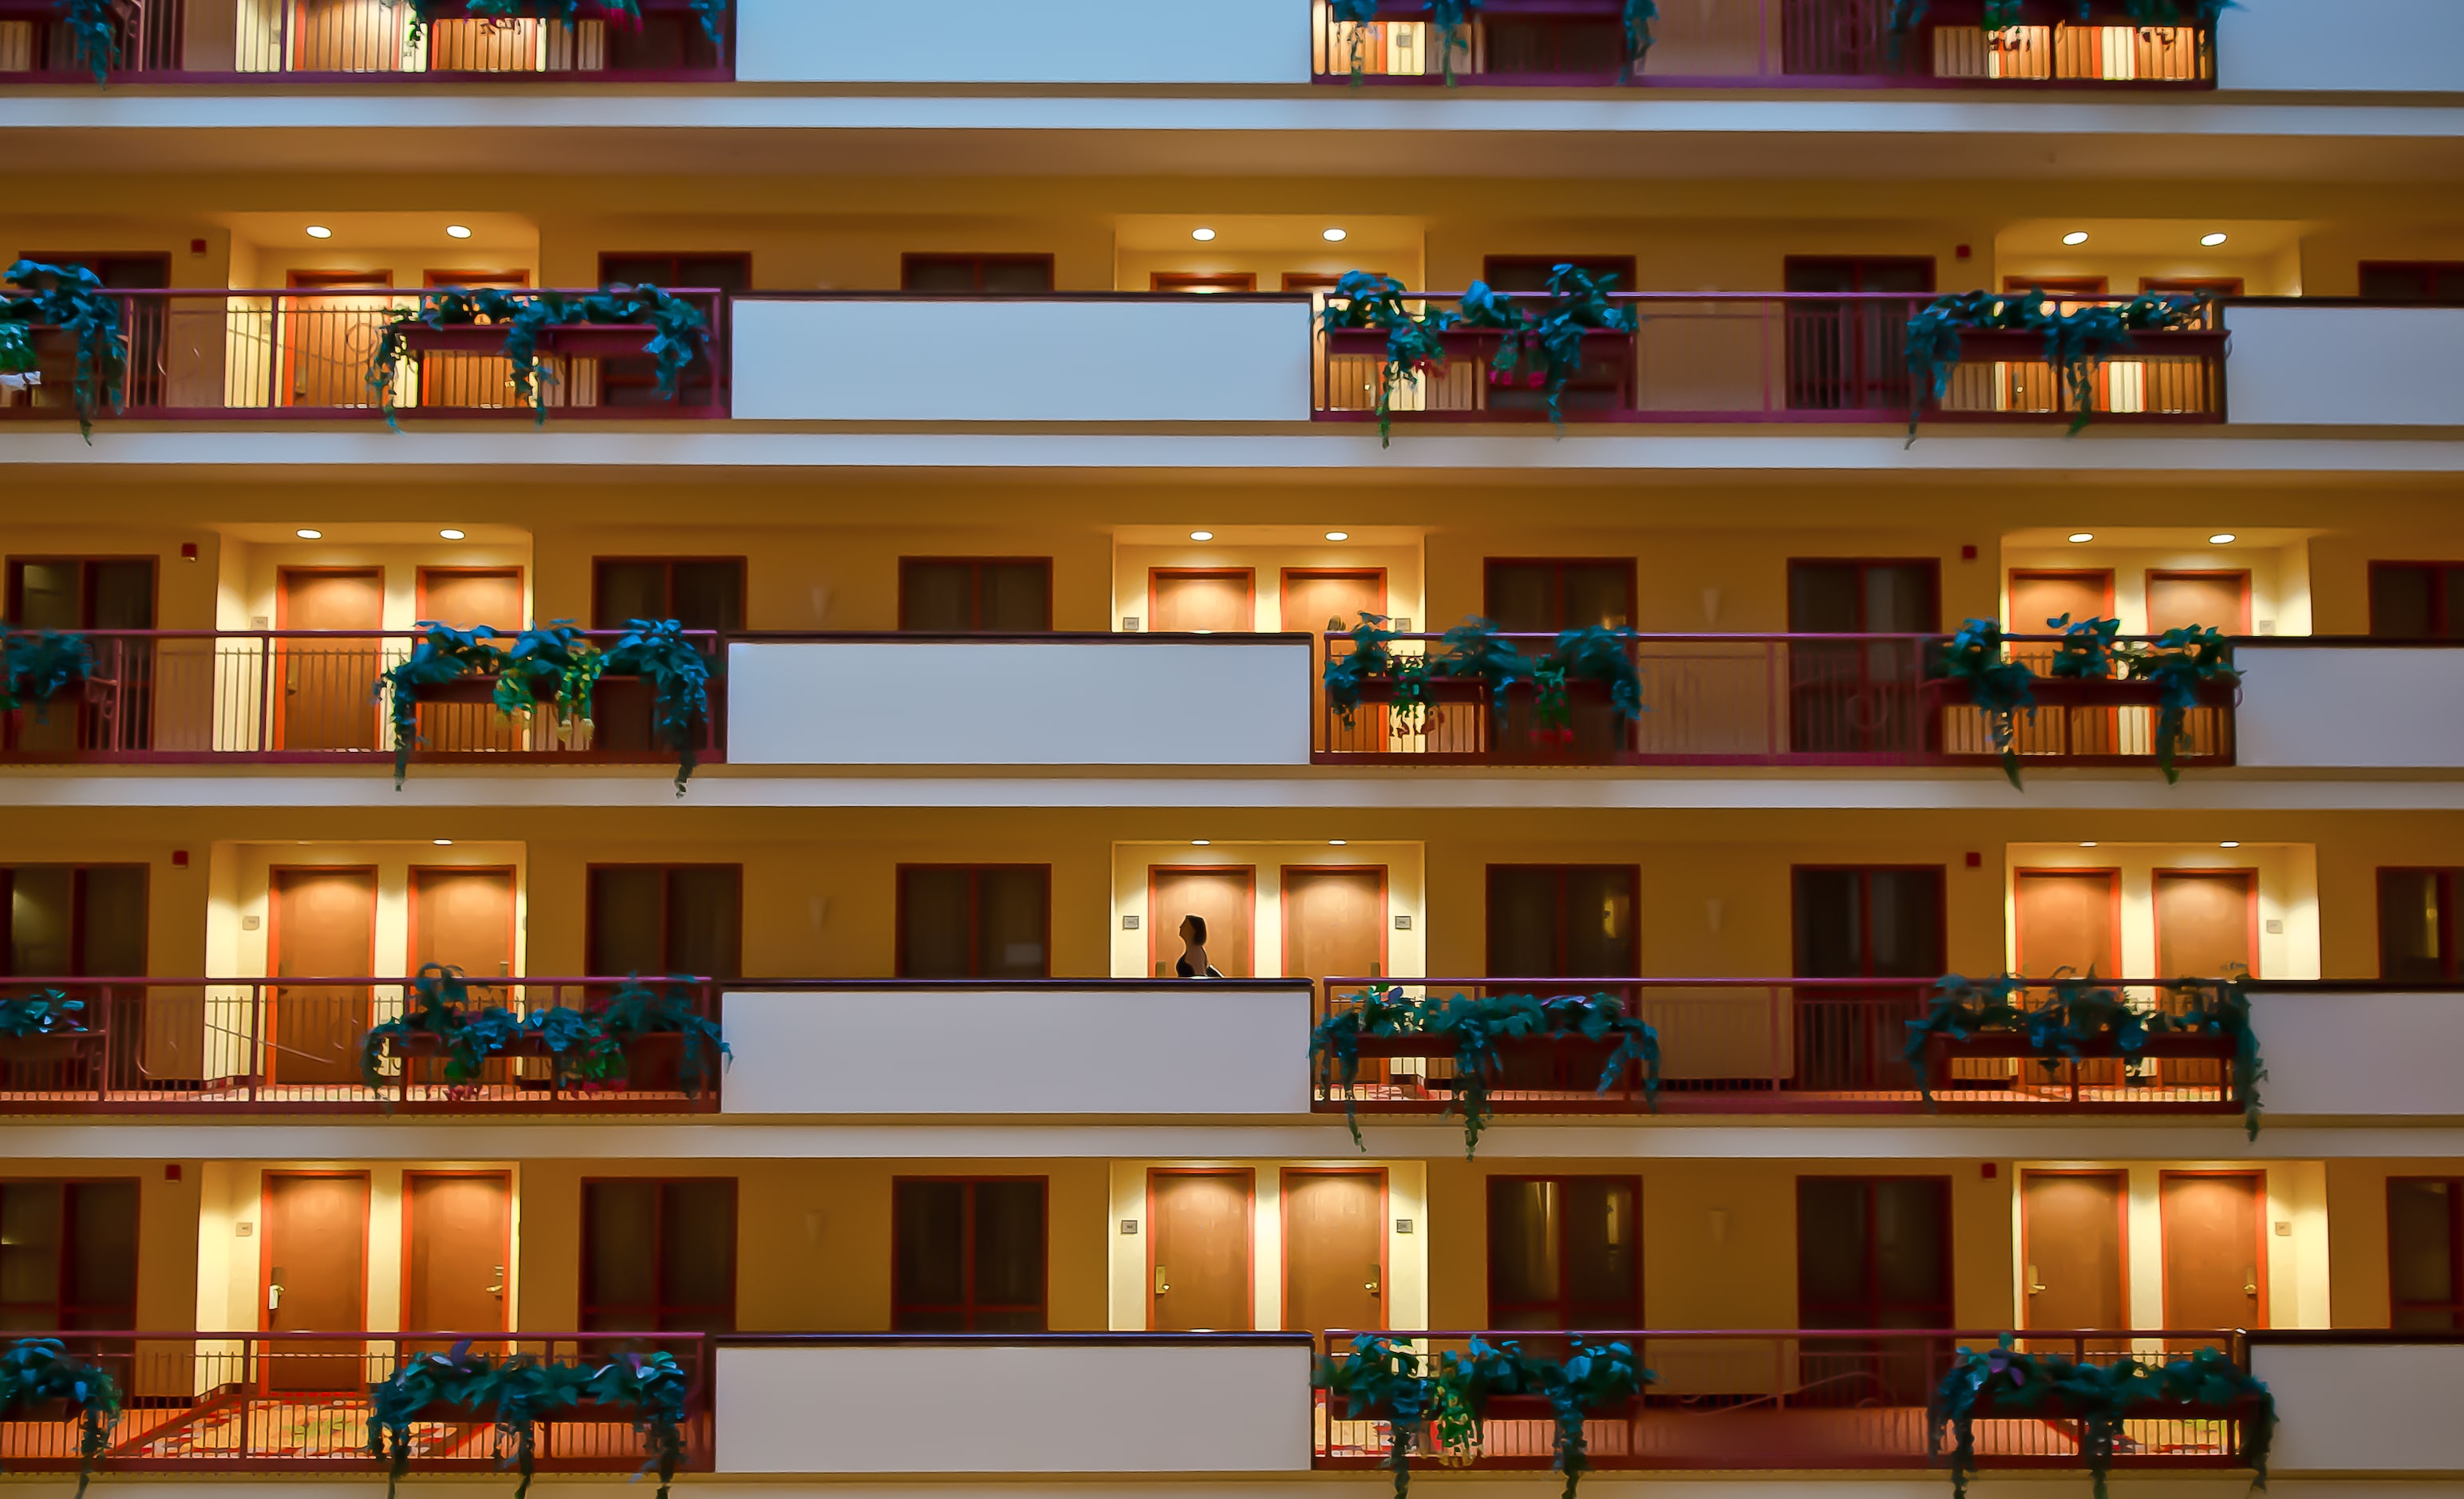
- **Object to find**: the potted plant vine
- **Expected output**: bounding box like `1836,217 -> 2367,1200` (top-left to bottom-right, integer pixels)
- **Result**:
2,627 -> 97,723
0,1337 -> 122,1499
1326,1 -> 1660,82
0,988 -> 101,1089
1933,1335 -> 2272,1499
1,261 -> 128,441
1928,615 -> 2239,785
393,0 -> 727,50
1459,265 -> 1640,428
1903,288 -> 2213,441
1314,1333 -> 1651,1499
369,1340 -> 693,1499
361,967 -> 728,1102
1891,0 -> 2228,47
1320,271 -> 1459,446
365,284 -> 711,428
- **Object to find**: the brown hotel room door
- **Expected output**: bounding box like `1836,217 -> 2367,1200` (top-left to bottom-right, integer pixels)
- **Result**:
405,1171 -> 511,1351
1149,866 -> 1255,977
2022,1170 -> 2127,1347
1282,1169 -> 1385,1334
1150,1169 -> 1253,1331
263,1171 -> 369,1391
2162,1172 -> 2266,1333
277,568 -> 384,752
270,866 -> 377,1086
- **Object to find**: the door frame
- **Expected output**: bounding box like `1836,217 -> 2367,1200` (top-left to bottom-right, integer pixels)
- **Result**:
2158,1169 -> 2270,1328
1147,568 -> 1257,635
1278,1166 -> 1389,1335
1280,864 -> 1391,992
258,1169 -> 372,1334
1147,864 -> 1258,977
272,567 -> 386,749
400,1169 -> 514,1335
2008,568 -> 2118,627
413,566 -> 526,627
2152,867 -> 2261,978
407,865 -> 520,985
2012,867 -> 2123,977
2017,1168 -> 2131,1331
2144,569 -> 2253,633
267,864 -> 380,1077
1278,567 -> 1389,631
1146,1166 -> 1255,1332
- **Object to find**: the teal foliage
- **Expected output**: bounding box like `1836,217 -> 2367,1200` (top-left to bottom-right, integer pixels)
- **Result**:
1309,988 -> 1659,1156
0,989 -> 86,1039
1321,271 -> 1459,446
2044,611 -> 2123,680
1933,1335 -> 2272,1499
1434,616 -> 1531,711
365,284 -> 709,428
1930,615 -> 2233,786
1321,612 -> 1440,731
2126,623 -> 2241,784
1941,619 -> 2036,788
378,623 -> 506,788
495,621 -> 604,722
0,1337 -> 122,1498
1319,615 -> 1647,745
369,1339 -> 692,1499
360,966 -> 729,1099
1459,265 -> 1640,428
599,619 -> 713,793
398,0 -> 731,49
57,0 -> 120,83
1905,971 -> 2265,1137
0,322 -> 34,379
1329,0 -> 1655,76
1904,288 -> 2210,441
2,260 -> 129,441
1889,0 -> 2229,46
1531,1336 -> 1648,1499
2,628 -> 96,720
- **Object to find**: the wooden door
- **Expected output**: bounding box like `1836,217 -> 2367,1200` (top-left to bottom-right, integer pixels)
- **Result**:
2011,572 -> 2114,635
1150,866 -> 1255,977
2162,1173 -> 2266,1330
1282,1169 -> 1384,1335
2006,572 -> 2118,754
278,568 -> 385,751
416,569 -> 524,752
2146,571 -> 2251,634
281,273 -> 397,409
2155,870 -> 2257,978
270,867 -> 377,1086
1150,569 -> 1254,633
410,867 -> 515,989
1151,1169 -> 1252,1331
263,1172 -> 369,1391
1282,569 -> 1386,752
2016,870 -> 2120,978
2023,1172 -> 2127,1340
405,1173 -> 510,1349
1284,866 -> 1387,1007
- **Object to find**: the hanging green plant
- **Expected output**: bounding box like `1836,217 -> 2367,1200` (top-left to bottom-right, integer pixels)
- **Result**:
51,0 -> 120,83
1460,265 -> 1639,428
361,967 -> 729,1099
2045,611 -> 2122,679
2126,623 -> 2240,783
1904,288 -> 2209,441
392,0 -> 726,49
1322,612 -> 1439,734
0,1337 -> 122,1499
1321,271 -> 1459,447
378,623 -> 507,787
1940,619 -> 2036,788
1433,616 -> 1530,711
1331,0 -> 1657,78
1933,1335 -> 2272,1499
2,628 -> 96,720
369,1341 -> 693,1499
1889,0 -> 2229,49
0,989 -> 85,1039
365,284 -> 710,429
598,619 -> 713,793
496,621 -> 604,724
1531,1337 -> 1648,1499
2,261 -> 128,442
0,323 -> 36,387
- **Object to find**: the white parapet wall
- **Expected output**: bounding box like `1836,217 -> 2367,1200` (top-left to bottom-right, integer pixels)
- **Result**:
2248,991 -> 2464,1118
2221,0 -> 2464,93
725,639 -> 1313,765
2224,307 -> 2464,428
2234,647 -> 2464,768
721,983 -> 1316,1116
715,1339 -> 1316,1474
730,298 -> 1314,423
2249,1339 -> 2464,1474
734,0 -> 1308,84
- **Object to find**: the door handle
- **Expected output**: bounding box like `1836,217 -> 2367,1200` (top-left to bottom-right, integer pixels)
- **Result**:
268,1281 -> 283,1312
488,1264 -> 505,1297
1367,1266 -> 1381,1298
1155,1267 -> 1169,1295
2027,1264 -> 2046,1295
2244,1267 -> 2258,1296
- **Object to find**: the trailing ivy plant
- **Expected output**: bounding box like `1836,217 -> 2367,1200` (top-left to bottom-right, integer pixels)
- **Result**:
1459,266 -> 1640,428
1531,1337 -> 1648,1499
1329,0 -> 1658,79
2126,623 -> 2240,783
365,284 -> 710,428
2,261 -> 128,442
2045,611 -> 2122,679
379,623 -> 507,787
1941,619 -> 2036,788
1903,288 -> 2209,441
600,619 -> 713,793
1933,1334 -> 2272,1499
0,322 -> 35,390
1905,971 -> 2265,1137
2,628 -> 96,719
1322,613 -> 1439,734
1310,987 -> 1660,1155
1889,0 -> 2230,48
0,989 -> 86,1040
369,1340 -> 693,1499
1315,1334 -> 1439,1498
1321,615 -> 1645,747
361,967 -> 729,1099
495,621 -> 604,725
46,0 -> 120,83
1321,271 -> 1459,447
0,1337 -> 122,1499
393,0 -> 727,50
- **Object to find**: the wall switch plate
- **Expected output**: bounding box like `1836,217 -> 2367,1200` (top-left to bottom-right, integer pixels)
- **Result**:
235,1222 -> 253,1237
1394,915 -> 1412,931
2274,1221 -> 2292,1236
2265,918 -> 2284,935
1123,915 -> 1139,929
1121,617 -> 1140,631
1119,1220 -> 1139,1236
240,915 -> 260,931
1394,1219 -> 1413,1234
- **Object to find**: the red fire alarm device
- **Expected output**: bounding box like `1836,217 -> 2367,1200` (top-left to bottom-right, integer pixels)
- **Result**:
1964,851 -> 1984,868
180,542 -> 199,561
171,849 -> 190,868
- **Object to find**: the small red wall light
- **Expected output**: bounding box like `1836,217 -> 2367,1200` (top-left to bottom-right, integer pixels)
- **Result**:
1964,851 -> 1984,868
171,849 -> 189,868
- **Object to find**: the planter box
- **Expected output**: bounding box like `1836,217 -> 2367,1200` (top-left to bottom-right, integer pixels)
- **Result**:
1352,0 -> 1624,20
0,1032 -> 94,1062
1480,1392 -> 1643,1422
395,324 -> 658,360
1925,1032 -> 2236,1064
1962,1390 -> 2251,1424
1919,0 -> 2213,25
1326,326 -> 1633,367
381,1394 -> 631,1425
1931,676 -> 2237,710
413,674 -> 559,709
1344,1032 -> 1643,1096
1945,326 -> 2229,362
413,0 -> 703,25
1346,677 -> 1623,708
378,1029 -> 713,1090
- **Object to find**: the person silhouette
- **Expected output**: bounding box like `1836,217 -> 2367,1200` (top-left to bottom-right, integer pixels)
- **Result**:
1175,914 -> 1224,978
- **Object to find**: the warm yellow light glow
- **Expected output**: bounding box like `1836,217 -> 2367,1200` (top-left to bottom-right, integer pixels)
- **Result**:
439,528 -> 466,540
1191,227 -> 1216,242
2201,232 -> 2228,247
2063,231 -> 2089,245
1189,530 -> 1214,541
446,225 -> 474,239
1322,227 -> 1348,243
1325,531 -> 1349,541
294,528 -> 322,539
2068,532 -> 2094,543
2209,532 -> 2237,544
305,226 -> 333,239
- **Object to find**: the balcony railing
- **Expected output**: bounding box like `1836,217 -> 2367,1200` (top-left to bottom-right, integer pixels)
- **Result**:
0,630 -> 724,765
1316,292 -> 2228,426
1312,977 -> 2249,1117
1317,632 -> 2236,768
0,289 -> 731,421
0,0 -> 731,81
1310,0 -> 2214,87
0,976 -> 723,1113
1311,1330 -> 2256,1473
0,1332 -> 711,1474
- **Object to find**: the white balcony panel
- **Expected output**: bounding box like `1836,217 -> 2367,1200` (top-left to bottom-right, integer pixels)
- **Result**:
715,1340 -> 1313,1474
733,0 -> 1305,84
2234,647 -> 2464,767
721,983 -> 1315,1116
2222,0 -> 2464,93
2250,992 -> 2464,1118
2250,1340 -> 2464,1473
731,299 -> 1313,422
725,640 -> 1312,765
2224,307 -> 2464,428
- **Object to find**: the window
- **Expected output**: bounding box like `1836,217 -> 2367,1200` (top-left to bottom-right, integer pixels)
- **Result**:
1783,258 -> 1934,412
1797,1177 -> 1953,1328
1785,560 -> 1941,754
592,558 -> 745,632
899,559 -> 1054,632
2391,1179 -> 2464,1331
5,559 -> 154,630
586,866 -> 742,979
1479,256 -> 1637,294
580,1179 -> 736,1333
1484,558 -> 1636,631
1793,867 -> 1945,979
2369,563 -> 2464,639
0,866 -> 147,976
897,866 -> 1050,979
598,254 -> 751,294
902,255 -> 1056,294
2379,869 -> 2462,982
594,255 -> 745,406
2359,262 -> 2464,305
1486,865 -> 1639,978
1487,1176 -> 1641,1330
891,1178 -> 1048,1332
0,1181 -> 139,1332
1787,559 -> 1940,634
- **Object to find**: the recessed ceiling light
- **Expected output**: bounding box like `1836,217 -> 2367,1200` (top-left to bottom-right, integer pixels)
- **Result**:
2067,532 -> 2095,544
305,225 -> 332,239
445,224 -> 473,240
1325,531 -> 1350,542
1191,839 -> 1211,847
2220,841 -> 2241,848
1191,227 -> 1216,242
1189,530 -> 1214,541
2201,232 -> 2229,247
2062,231 -> 2089,245
432,839 -> 454,847
294,528 -> 322,540
438,528 -> 466,540
1322,227 -> 1348,243
1329,840 -> 1348,847
2209,532 -> 2237,544
2080,841 -> 2099,848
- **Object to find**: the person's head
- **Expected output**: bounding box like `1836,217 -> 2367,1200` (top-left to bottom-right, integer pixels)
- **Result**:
1179,913 -> 1208,947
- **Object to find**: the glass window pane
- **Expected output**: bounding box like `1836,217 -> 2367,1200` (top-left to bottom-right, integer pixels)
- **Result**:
2371,567 -> 2437,639
977,870 -> 1048,979
78,868 -> 148,975
1487,1180 -> 1562,1310
668,868 -> 742,979
594,562 -> 669,629
1487,868 -> 1560,976
903,260 -> 978,293
1868,871 -> 1944,976
65,1181 -> 137,1311
1562,564 -> 1632,630
1562,1178 -> 1639,1321
587,868 -> 667,976
1562,868 -> 1637,975
899,868 -> 975,978
980,260 -> 1054,295
1485,564 -> 1556,634
2381,872 -> 2446,982
660,1180 -> 736,1324
670,563 -> 743,632
1873,1179 -> 1950,1309
973,1181 -> 1046,1312
1864,565 -> 1936,632
89,562 -> 154,631
2391,1180 -> 2457,1307
980,564 -> 1052,632
894,1181 -> 968,1311
14,564 -> 81,631
1794,869 -> 1865,975
7,868 -> 75,977
583,1181 -> 657,1315
0,1185 -> 63,1309
1797,1177 -> 1870,1311
1788,562 -> 1862,632
901,563 -> 975,631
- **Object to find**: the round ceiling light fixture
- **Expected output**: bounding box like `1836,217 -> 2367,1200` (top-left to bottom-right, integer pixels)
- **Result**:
1189,530 -> 1214,541
445,224 -> 474,240
2067,532 -> 2095,544
294,528 -> 322,540
2201,232 -> 2229,247
2062,231 -> 2089,245
305,225 -> 333,239
1191,227 -> 1216,242
1322,227 -> 1348,243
